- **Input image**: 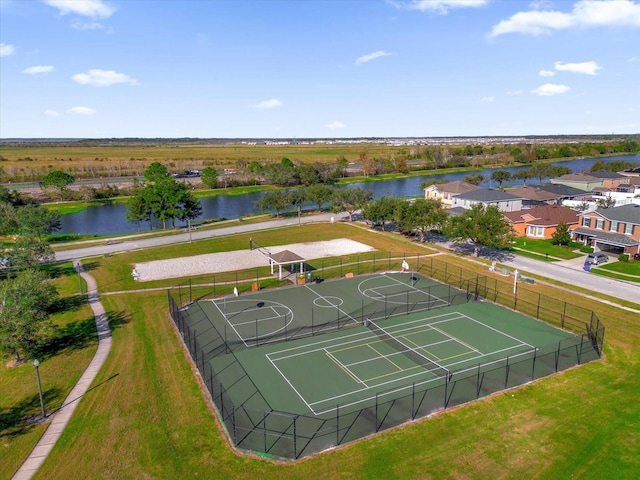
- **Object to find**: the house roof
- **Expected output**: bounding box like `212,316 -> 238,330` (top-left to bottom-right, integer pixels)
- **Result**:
572,228 -> 640,246
507,186 -> 560,202
537,184 -> 590,197
589,170 -> 626,179
426,180 -> 481,194
504,204 -> 580,226
454,188 -> 523,202
585,203 -> 640,224
552,173 -> 601,183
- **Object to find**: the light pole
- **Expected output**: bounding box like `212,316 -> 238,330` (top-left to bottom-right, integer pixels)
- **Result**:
188,219 -> 192,243
33,359 -> 46,418
75,261 -> 83,294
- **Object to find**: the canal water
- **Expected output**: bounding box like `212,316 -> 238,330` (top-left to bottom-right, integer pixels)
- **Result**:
58,154 -> 639,235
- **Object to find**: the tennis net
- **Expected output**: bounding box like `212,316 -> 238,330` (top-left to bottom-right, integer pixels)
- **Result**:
366,318 -> 450,379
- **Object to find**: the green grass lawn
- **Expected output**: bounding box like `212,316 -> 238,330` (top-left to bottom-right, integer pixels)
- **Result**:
510,237 -> 584,260
3,227 -> 640,479
0,263 -> 97,479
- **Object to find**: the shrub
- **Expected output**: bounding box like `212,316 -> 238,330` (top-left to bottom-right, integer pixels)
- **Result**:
579,244 -> 595,253
619,253 -> 630,262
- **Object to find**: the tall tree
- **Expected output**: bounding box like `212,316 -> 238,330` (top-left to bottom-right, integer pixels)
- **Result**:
144,162 -> 171,183
7,234 -> 55,270
200,166 -> 218,189
361,196 -> 403,228
463,174 -> 486,186
0,269 -> 58,362
41,170 -> 75,200
444,204 -> 513,257
397,198 -> 447,242
513,168 -> 532,186
16,205 -> 61,237
305,184 -> 334,211
490,170 -> 511,188
256,190 -> 291,218
331,187 -> 373,222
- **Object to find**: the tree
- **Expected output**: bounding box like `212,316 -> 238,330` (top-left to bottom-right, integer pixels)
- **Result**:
361,196 -> 403,228
296,164 -> 321,186
490,170 -> 511,188
397,198 -> 447,242
144,162 -> 171,183
200,167 -> 218,189
7,234 -> 55,270
0,202 -> 18,235
551,222 -> 572,246
126,187 -> 154,231
528,163 -> 552,183
419,179 -> 446,191
305,184 -> 334,211
463,174 -> 486,186
512,168 -> 532,186
331,187 -> 373,222
287,188 -> 307,219
596,196 -> 616,209
255,190 -> 291,218
0,269 -> 58,362
548,165 -> 571,178
443,204 -> 513,257
41,170 -> 75,200
263,162 -> 296,186
15,204 -> 61,237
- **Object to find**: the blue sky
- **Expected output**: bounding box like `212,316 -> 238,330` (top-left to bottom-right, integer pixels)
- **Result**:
1,0 -> 639,138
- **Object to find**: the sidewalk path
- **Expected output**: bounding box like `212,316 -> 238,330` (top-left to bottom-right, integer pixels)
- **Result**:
11,263 -> 112,480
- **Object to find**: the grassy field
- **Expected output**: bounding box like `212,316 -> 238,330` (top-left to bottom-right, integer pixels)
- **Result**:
3,224 -> 640,479
509,237 -> 584,261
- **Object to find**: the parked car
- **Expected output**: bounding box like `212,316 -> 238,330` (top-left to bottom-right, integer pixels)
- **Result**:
585,252 -> 609,265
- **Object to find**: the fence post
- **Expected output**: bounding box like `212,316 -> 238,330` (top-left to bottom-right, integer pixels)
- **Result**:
189,279 -> 192,304
336,403 -> 340,445
536,293 -> 541,319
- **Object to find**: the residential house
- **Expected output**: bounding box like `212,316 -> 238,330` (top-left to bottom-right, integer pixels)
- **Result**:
588,170 -> 630,190
506,186 -> 564,207
572,204 -> 640,256
451,188 -> 523,212
424,181 -> 481,206
550,173 -> 603,191
504,205 -> 580,239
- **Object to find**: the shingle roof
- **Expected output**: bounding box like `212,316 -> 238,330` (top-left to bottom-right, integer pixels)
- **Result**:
538,184 -> 589,197
507,186 -> 560,201
590,204 -> 640,224
572,228 -> 640,246
427,180 -> 481,194
589,170 -> 625,179
504,204 -> 580,226
454,188 -> 523,202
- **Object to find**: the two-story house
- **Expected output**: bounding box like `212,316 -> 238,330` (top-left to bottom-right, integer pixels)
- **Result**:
572,204 -> 640,256
451,188 -> 524,212
504,205 -> 580,239
424,181 -> 480,207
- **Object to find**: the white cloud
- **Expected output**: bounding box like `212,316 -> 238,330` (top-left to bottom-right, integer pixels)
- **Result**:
531,83 -> 571,96
539,69 -> 555,77
629,56 -> 639,62
0,43 -> 16,56
72,69 -> 137,86
71,19 -> 112,32
490,0 -> 640,37
400,0 -> 489,14
43,0 -> 114,18
554,60 -> 602,75
480,96 -> 495,103
325,121 -> 346,129
506,89 -> 525,95
23,65 -> 54,74
355,50 -> 392,65
68,106 -> 96,115
253,99 -> 282,109
43,109 -> 59,117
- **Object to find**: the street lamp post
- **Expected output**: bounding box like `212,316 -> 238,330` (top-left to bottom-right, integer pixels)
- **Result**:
33,359 -> 46,418
75,261 -> 83,294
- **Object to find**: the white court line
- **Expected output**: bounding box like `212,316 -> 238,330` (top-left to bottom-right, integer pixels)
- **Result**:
324,348 -> 368,387
233,306 -> 287,327
211,299 -> 247,347
383,272 -> 446,302
459,313 -> 535,349
304,284 -> 360,325
266,355 -> 316,414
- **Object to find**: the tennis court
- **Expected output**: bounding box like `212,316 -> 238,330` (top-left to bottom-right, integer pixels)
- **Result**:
170,270 -> 602,458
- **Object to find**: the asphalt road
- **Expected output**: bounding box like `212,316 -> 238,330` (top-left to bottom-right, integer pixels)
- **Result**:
55,213 -> 639,307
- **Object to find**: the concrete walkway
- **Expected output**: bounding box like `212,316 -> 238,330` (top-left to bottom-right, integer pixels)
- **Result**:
11,263 -> 112,480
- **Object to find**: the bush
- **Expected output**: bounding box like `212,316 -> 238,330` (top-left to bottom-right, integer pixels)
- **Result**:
619,253 -> 630,262
579,244 -> 595,253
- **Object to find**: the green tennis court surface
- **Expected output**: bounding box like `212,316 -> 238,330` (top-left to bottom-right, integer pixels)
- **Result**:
182,272 -> 580,416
